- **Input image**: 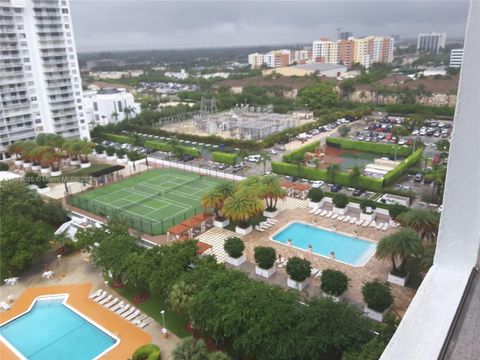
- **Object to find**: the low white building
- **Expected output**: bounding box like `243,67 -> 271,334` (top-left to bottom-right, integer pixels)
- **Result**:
83,88 -> 141,127
422,66 -> 447,77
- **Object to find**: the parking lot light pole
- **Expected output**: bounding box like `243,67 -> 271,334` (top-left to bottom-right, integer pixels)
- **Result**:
161,310 -> 167,338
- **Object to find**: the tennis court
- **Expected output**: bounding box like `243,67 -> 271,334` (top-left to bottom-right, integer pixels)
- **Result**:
68,169 -> 227,235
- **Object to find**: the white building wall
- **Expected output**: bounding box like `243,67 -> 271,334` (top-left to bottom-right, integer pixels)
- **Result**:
449,48 -> 464,68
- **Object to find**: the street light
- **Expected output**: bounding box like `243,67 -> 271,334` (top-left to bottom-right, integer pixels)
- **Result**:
57,254 -> 64,278
161,310 -> 167,337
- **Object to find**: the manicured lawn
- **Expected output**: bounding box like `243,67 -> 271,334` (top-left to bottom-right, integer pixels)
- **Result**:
50,163 -> 112,179
113,286 -> 190,338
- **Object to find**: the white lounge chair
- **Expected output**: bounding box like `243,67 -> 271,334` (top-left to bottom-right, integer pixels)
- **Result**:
134,314 -> 148,325
99,294 -> 112,305
266,218 -> 278,224
362,220 -> 371,227
105,298 -> 119,309
311,268 -> 320,277
356,219 -> 363,225
349,218 -> 356,224
138,317 -> 153,329
309,208 -> 316,214
325,211 -> 333,218
376,222 -> 384,230
88,289 -> 102,299
116,304 -> 131,315
94,291 -> 107,303
314,270 -> 323,278
126,310 -> 141,321
313,209 -> 322,215
343,216 -> 351,222
0,301 -> 11,311
337,215 -> 345,221
331,213 -> 338,219
382,223 -> 389,231
369,221 -> 377,228
111,301 -> 124,312
122,307 -> 136,318
255,225 -> 265,232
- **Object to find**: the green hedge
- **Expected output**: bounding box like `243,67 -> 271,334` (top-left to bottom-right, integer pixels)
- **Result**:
271,162 -> 383,192
283,141 -> 320,163
383,148 -> 423,186
144,140 -> 173,152
104,133 -> 132,144
212,151 -> 237,165
179,146 -> 201,158
132,344 -> 161,360
326,137 -> 412,157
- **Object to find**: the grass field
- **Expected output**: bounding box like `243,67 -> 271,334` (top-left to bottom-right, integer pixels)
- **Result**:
69,169 -> 226,235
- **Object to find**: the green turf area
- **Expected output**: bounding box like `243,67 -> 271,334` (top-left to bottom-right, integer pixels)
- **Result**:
68,169 -> 226,235
114,286 -> 189,338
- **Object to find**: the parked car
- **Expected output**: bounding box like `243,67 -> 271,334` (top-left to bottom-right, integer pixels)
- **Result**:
330,184 -> 343,192
398,138 -> 406,145
423,178 -> 433,185
352,189 -> 364,196
218,163 -> 230,170
245,155 -> 261,163
411,130 -> 419,136
311,180 -> 324,188
232,164 -> 244,172
413,173 -> 424,182
433,132 -> 441,137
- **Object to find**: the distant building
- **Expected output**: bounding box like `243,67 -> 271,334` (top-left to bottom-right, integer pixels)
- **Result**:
248,50 -> 291,69
339,31 -> 353,40
449,49 -> 464,68
417,32 -> 446,53
165,69 -> 189,80
89,70 -> 144,80
391,34 -> 401,45
312,39 -> 339,64
83,88 -> 141,127
422,66 -> 447,77
247,53 -> 265,68
263,63 -> 347,78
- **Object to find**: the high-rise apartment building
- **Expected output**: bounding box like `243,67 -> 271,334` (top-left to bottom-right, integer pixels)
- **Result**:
417,32 -> 447,53
0,0 -> 89,160
449,48 -> 464,68
248,49 -> 291,69
247,53 -> 264,69
312,36 -> 394,68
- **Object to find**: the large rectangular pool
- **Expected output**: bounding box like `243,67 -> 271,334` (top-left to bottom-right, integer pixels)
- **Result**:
271,222 -> 376,266
0,295 -> 117,360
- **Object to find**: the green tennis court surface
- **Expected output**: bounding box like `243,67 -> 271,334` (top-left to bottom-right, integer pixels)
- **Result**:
68,169 -> 227,235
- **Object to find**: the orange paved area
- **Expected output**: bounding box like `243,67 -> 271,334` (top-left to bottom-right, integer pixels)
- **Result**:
0,283 -> 151,360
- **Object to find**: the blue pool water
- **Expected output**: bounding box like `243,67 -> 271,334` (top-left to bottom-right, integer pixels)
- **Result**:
272,222 -> 376,266
0,296 -> 116,360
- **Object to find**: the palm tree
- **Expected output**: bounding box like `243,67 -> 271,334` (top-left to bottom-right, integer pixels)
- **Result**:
167,280 -> 194,314
327,163 -> 341,183
63,139 -> 83,162
222,191 -> 264,228
19,141 -> 37,164
79,140 -> 95,164
8,141 -> 26,160
111,111 -> 119,123
397,209 -> 440,242
259,174 -> 286,211
425,164 -> 447,198
349,166 -> 362,187
123,105 -> 136,120
375,228 -> 423,276
173,337 -> 208,360
419,243 -> 436,273
200,182 -> 235,220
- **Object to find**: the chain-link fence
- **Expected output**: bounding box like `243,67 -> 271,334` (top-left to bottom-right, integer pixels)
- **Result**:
67,196 -> 204,235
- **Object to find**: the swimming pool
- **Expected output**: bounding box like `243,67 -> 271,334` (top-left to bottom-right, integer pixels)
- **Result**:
0,295 -> 117,360
271,222 -> 376,266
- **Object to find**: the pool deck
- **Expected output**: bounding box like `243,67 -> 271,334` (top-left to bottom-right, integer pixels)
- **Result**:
0,283 -> 151,360
243,207 -> 416,314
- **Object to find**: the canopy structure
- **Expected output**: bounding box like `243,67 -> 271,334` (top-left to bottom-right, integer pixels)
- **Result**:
196,241 -> 213,256
294,183 -> 310,199
281,181 -> 296,197
193,213 -> 212,222
89,165 -> 125,178
167,223 -> 191,242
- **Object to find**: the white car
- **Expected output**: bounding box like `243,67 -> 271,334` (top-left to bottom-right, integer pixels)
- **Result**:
398,138 -> 406,145
412,130 -> 419,136
311,181 -> 324,188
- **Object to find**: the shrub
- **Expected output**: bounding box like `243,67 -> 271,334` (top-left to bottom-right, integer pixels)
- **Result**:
105,146 -> 116,156
383,187 -> 416,201
254,246 -> 276,270
116,148 -> 127,158
326,137 -> 412,157
24,172 -> 48,188
144,140 -> 173,153
178,145 -> 201,158
127,151 -> 144,162
94,144 -> 105,154
132,344 -> 161,360
271,162 -> 384,193
362,280 -> 393,313
286,257 -> 311,282
283,141 -> 320,163
104,133 -> 132,144
383,148 -> 423,187
333,193 -> 349,208
388,203 -> 409,219
212,151 -> 237,165
338,125 -> 351,137
224,237 -> 245,259
360,199 -> 377,213
0,162 -> 9,171
321,269 -> 349,297
308,188 -> 324,202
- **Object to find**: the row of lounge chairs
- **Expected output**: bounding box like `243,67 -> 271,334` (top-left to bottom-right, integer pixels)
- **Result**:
88,289 -> 153,329
254,218 -> 279,232
309,208 -> 399,231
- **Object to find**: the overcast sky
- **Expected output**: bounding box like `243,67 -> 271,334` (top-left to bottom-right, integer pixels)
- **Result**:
70,0 -> 469,52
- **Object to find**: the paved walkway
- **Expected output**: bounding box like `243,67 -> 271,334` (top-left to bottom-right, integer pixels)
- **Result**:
196,227 -> 238,263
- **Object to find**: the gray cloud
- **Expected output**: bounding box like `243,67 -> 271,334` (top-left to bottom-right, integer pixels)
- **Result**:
70,0 -> 469,52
